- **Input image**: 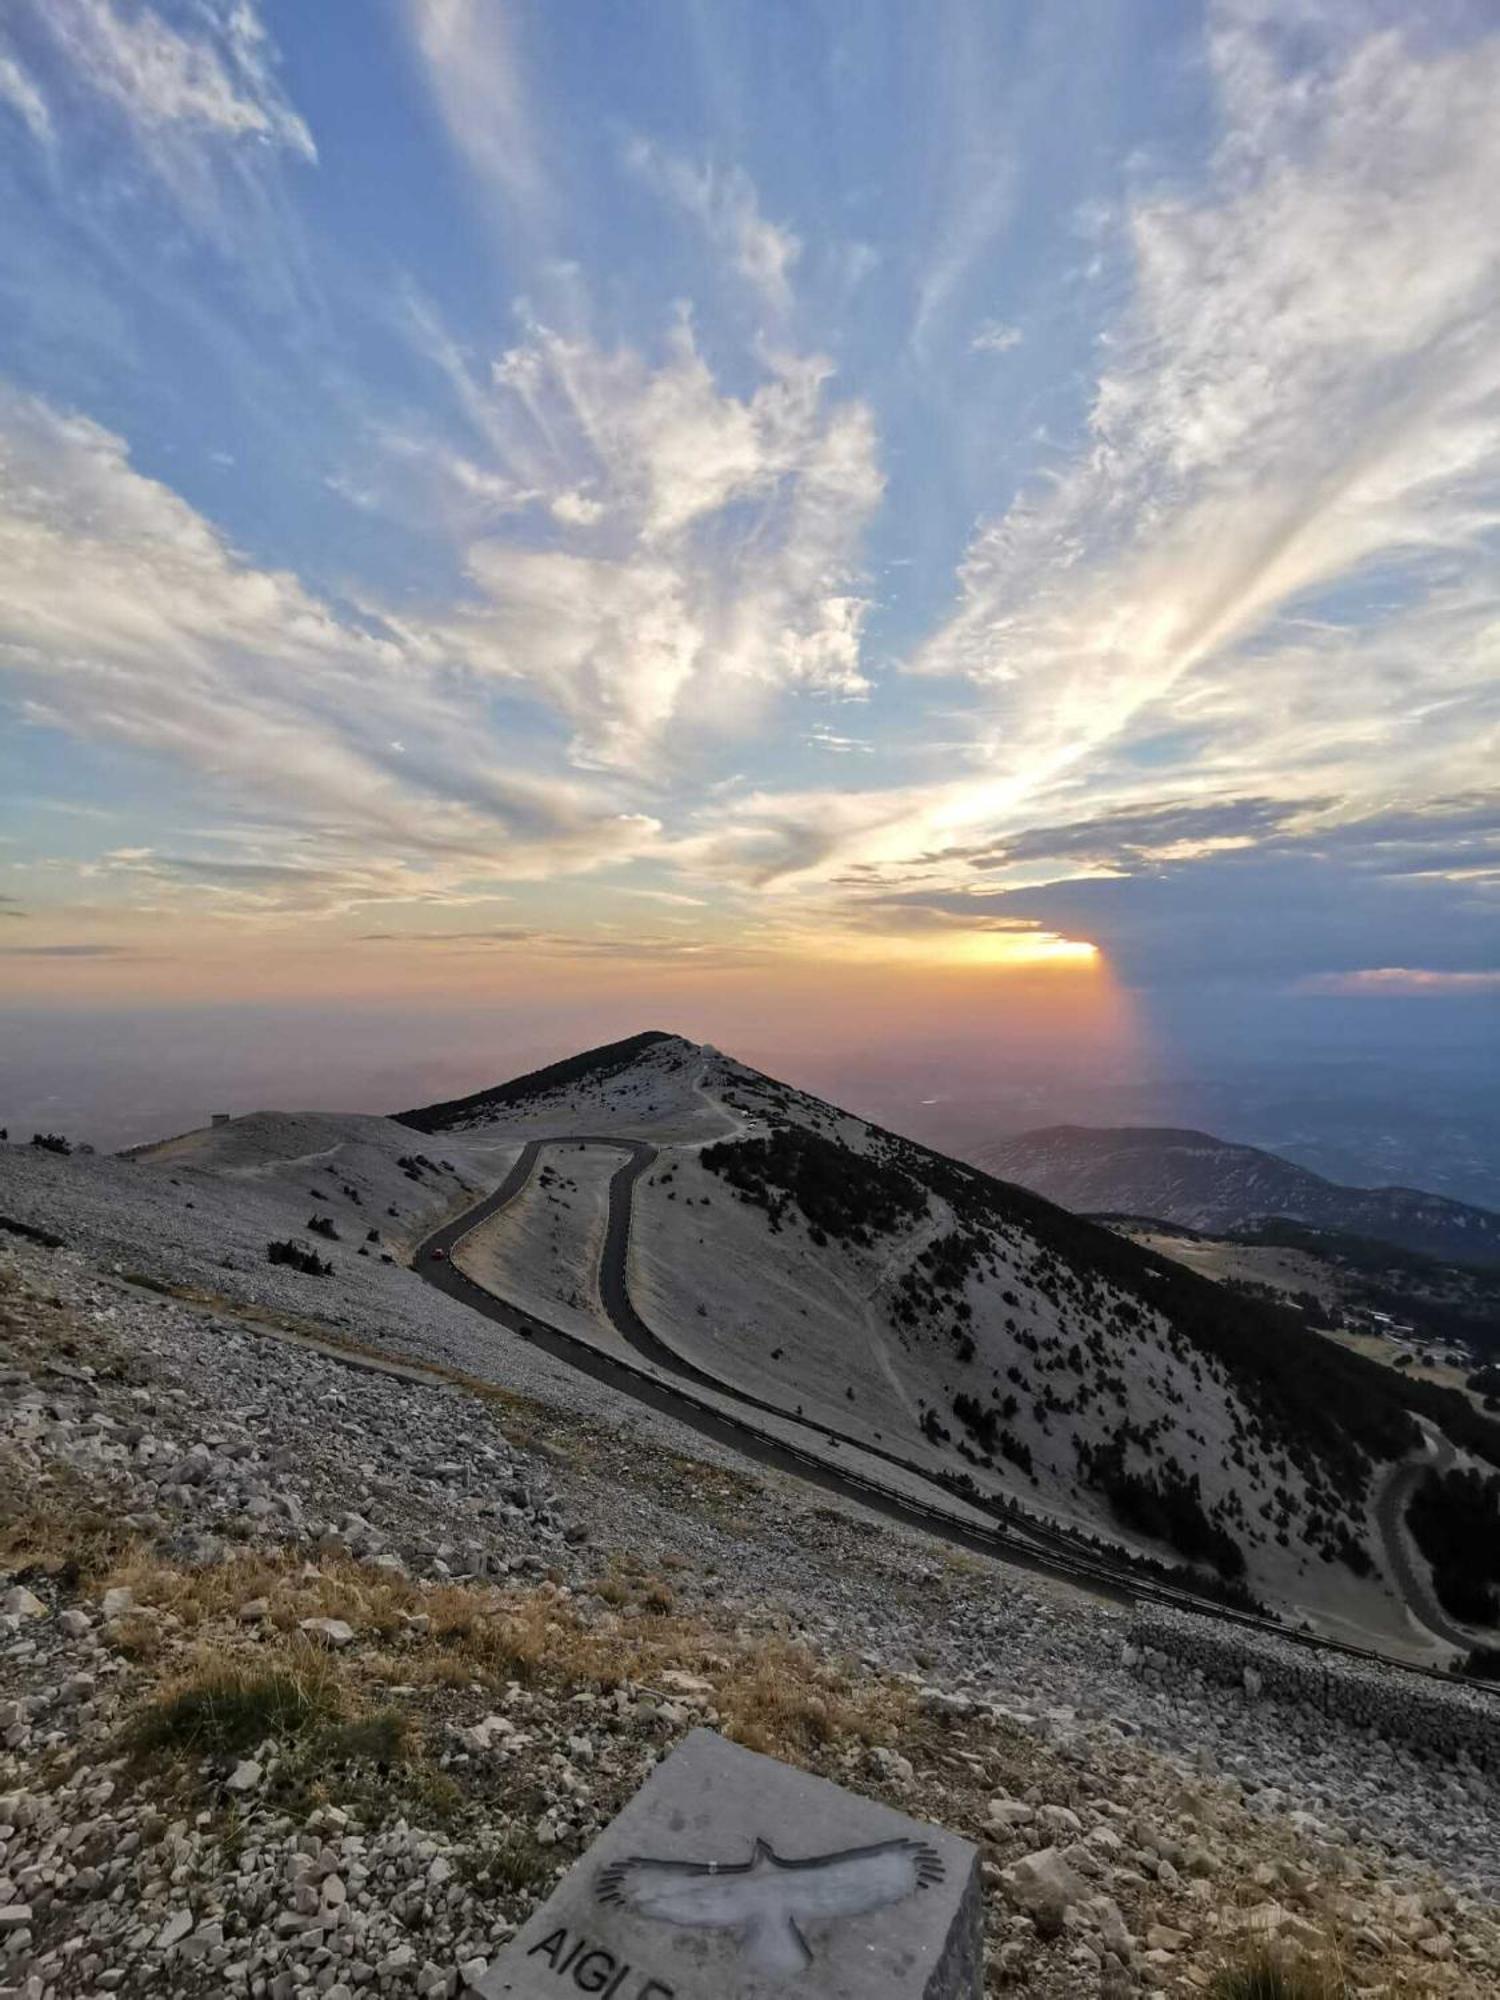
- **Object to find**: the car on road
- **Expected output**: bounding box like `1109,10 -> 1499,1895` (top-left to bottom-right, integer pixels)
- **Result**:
429,1247 -> 447,1261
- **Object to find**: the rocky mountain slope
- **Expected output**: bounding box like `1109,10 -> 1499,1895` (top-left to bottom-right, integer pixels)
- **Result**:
392,1035 -> 1500,1653
973,1126 -> 1500,1267
5,1032 -> 1499,1655
5,1228 -> 1500,2000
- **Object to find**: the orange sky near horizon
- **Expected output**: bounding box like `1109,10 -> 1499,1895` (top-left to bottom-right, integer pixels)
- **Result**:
0,919 -> 1144,1085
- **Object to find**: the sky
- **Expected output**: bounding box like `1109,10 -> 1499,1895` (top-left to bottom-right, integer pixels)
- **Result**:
0,0 -> 1496,1146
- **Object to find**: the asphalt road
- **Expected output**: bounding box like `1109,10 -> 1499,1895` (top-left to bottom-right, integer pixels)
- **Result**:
414,1134 -> 1131,1599
413,1134 -> 1490,1679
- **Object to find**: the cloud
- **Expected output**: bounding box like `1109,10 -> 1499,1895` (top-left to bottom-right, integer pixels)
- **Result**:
0,388 -> 659,909
35,0 -> 312,154
956,797 -> 1313,873
408,315 -> 882,769
625,139 -> 802,316
85,847 -> 458,918
914,9 -> 1500,829
907,2 -> 1019,362
0,942 -> 131,958
806,725 -> 874,755
971,319 -> 1022,355
356,926 -> 768,967
889,842 -> 1500,988
2,0 -> 314,193
405,0 -> 546,231
0,1 -> 318,320
672,784 -> 927,890
0,51 -> 52,142
1299,967 -> 1500,996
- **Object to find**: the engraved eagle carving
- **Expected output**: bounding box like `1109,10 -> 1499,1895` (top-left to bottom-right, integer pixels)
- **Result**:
596,1833 -> 944,1977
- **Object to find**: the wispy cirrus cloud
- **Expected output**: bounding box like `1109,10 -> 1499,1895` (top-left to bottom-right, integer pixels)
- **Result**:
0,51 -> 51,143
914,3 -> 1500,834
907,3 -> 1019,363
1,0 -> 314,191
625,137 -> 802,318
0,0 -> 321,341
404,0 -> 547,234
0,389 -> 658,905
970,318 -> 1022,355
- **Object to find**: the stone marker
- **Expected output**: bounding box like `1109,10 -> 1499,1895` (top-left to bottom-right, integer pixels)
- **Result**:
476,1728 -> 980,2000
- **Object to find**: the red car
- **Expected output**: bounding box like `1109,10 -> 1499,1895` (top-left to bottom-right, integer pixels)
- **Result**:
429,1247 -> 447,1262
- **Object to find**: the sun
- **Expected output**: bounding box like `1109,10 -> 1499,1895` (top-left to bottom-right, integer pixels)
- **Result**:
942,930 -> 1101,970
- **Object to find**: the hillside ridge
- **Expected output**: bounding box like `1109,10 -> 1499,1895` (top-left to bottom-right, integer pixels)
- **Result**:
395,1036 -> 1500,1650
393,1030 -> 683,1132
974,1123 -> 1500,1267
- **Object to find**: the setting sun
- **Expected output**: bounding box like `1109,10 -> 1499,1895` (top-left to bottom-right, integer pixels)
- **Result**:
944,931 -> 1101,970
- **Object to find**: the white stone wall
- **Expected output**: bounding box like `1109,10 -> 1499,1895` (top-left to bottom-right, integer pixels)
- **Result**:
1126,1607 -> 1500,1770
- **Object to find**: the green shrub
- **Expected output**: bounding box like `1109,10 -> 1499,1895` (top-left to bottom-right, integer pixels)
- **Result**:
267,1238 -> 333,1277
1406,1467 -> 1500,1625
131,1657 -> 343,1759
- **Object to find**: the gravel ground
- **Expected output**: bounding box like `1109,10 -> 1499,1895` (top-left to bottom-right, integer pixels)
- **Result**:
3,1151 -> 1500,1997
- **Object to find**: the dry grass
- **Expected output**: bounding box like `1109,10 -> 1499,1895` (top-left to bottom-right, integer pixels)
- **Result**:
103,1544 -> 909,1766
0,1453 -> 138,1585
715,1635 -> 887,1758
1209,1948 -> 1350,1999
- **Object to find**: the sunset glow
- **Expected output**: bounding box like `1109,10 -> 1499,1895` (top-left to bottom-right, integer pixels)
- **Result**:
0,0 -> 1493,1146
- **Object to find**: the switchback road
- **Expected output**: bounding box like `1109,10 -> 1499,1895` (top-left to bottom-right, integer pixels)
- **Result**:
1374,1423 -> 1472,1652
414,1134 -> 1129,1599
414,1135 -> 1488,1678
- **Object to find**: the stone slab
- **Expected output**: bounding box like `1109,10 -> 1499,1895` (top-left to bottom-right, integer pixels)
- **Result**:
476,1728 -> 980,2000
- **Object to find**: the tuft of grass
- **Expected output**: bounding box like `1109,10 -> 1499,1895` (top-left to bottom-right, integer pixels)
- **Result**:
317,1709 -> 411,1767
1210,1950 -> 1348,2000
0,1457 -> 137,1586
715,1637 -> 890,1758
466,1830 -> 557,1899
109,1611 -> 166,1663
129,1649 -> 344,1761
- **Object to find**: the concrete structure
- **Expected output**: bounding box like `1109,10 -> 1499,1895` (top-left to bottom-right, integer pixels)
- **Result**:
477,1729 -> 981,1999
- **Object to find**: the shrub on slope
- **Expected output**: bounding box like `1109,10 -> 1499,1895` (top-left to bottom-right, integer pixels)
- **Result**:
882,1124 -> 1500,1498
701,1127 -> 924,1247
1406,1467 -> 1500,1626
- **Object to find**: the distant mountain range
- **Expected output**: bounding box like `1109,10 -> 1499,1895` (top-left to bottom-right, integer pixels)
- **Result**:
972,1126 -> 1500,1267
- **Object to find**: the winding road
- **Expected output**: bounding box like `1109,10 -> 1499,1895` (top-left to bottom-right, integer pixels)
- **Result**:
413,1133 -> 1490,1680
1373,1422 -> 1473,1652
415,1135 -> 1121,1596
